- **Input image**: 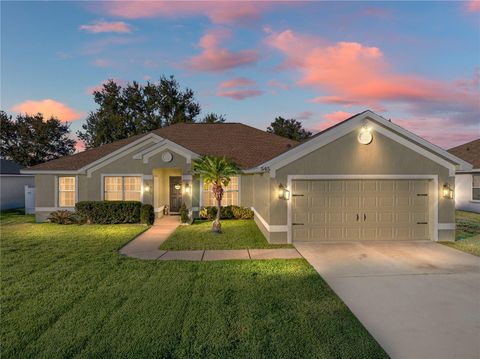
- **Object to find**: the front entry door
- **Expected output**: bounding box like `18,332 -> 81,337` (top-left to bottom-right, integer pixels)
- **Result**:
169,176 -> 182,213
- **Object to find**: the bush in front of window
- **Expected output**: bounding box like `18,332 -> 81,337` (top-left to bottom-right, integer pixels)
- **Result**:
140,204 -> 155,225
199,206 -> 253,220
75,201 -> 141,224
48,210 -> 78,224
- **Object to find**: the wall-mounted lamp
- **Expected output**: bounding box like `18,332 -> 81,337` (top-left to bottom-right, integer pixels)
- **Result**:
144,184 -> 150,193
358,125 -> 373,145
184,183 -> 191,195
278,184 -> 290,200
442,183 -> 454,199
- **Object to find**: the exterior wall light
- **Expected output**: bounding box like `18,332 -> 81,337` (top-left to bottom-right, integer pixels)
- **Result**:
144,184 -> 150,192
358,125 -> 373,145
443,183 -> 454,199
278,184 -> 290,200
184,183 -> 191,194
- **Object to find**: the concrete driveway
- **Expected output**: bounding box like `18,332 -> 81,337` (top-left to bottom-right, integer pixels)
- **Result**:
295,241 -> 480,359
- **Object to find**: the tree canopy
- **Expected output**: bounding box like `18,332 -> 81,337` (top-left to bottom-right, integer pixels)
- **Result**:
0,111 -> 76,167
266,116 -> 312,141
78,75 -> 209,148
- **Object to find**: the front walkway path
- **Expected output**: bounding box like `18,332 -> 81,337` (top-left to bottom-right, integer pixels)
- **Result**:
119,216 -> 301,261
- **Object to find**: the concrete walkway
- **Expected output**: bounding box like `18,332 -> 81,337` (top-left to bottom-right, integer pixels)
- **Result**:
119,216 -> 301,261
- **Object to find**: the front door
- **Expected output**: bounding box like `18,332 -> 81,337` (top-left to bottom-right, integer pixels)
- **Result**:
169,176 -> 182,213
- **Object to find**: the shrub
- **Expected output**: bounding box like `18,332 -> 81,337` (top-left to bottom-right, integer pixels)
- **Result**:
48,210 -> 77,224
199,206 -> 253,220
140,204 -> 155,225
231,206 -> 254,219
75,201 -> 141,224
180,203 -> 190,223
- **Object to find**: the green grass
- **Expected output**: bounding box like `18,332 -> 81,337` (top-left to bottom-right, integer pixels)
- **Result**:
1,214 -> 386,358
160,219 -> 293,250
441,211 -> 480,257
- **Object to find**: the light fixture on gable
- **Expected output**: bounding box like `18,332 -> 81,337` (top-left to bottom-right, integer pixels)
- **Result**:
358,124 -> 373,145
278,184 -> 290,200
442,183 -> 454,199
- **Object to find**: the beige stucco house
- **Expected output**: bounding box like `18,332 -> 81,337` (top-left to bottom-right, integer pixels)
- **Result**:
22,110 -> 471,242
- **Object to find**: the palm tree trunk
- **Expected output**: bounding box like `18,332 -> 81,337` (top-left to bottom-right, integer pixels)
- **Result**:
212,183 -> 223,233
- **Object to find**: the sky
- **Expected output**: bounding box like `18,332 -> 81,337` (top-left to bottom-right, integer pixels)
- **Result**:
1,0 -> 479,150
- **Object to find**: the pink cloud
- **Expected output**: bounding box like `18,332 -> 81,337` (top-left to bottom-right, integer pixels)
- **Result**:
317,111 -> 354,130
395,116 -> 479,149
94,1 -> 267,24
12,99 -> 83,122
466,0 -> 480,12
267,80 -> 290,90
85,78 -> 128,94
219,77 -> 256,89
79,21 -> 133,33
185,28 -> 259,72
266,29 -> 479,115
217,89 -> 263,100
296,111 -> 314,120
92,58 -> 113,67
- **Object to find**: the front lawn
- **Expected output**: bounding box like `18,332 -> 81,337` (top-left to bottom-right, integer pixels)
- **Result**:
441,210 -> 480,257
1,212 -> 386,358
160,219 -> 293,250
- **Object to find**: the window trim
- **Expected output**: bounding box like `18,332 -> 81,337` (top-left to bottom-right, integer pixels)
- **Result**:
101,174 -> 144,202
200,176 -> 240,207
472,174 -> 480,201
56,175 -> 78,208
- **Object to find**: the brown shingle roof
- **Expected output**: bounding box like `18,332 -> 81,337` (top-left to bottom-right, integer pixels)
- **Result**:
25,123 -> 297,171
448,139 -> 480,169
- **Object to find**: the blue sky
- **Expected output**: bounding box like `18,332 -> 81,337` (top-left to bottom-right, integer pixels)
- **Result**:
1,1 -> 479,149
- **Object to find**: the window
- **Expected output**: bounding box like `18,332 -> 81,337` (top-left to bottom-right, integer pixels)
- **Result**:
58,176 -> 76,207
104,176 -> 142,201
202,177 -> 239,206
473,174 -> 480,201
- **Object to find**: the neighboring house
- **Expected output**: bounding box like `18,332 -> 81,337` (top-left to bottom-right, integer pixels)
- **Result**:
22,110 -> 471,242
448,139 -> 480,213
0,159 -> 35,211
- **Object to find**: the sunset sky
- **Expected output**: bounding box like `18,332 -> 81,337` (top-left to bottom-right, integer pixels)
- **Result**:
1,1 -> 479,149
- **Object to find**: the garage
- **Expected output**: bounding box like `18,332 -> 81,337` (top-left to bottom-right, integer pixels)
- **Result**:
291,179 -> 431,242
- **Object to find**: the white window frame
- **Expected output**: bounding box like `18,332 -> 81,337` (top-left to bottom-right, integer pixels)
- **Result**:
101,174 -> 144,202
472,174 -> 480,202
56,176 -> 78,208
200,176 -> 240,207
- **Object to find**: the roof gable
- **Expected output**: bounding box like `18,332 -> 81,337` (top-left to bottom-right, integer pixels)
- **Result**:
248,110 -> 472,177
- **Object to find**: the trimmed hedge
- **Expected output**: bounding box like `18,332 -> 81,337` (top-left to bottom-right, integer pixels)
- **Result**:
75,201 -> 141,224
140,204 -> 155,225
199,206 -> 253,220
180,203 -> 190,223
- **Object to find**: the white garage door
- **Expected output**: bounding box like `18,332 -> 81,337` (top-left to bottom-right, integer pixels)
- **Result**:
292,179 -> 430,242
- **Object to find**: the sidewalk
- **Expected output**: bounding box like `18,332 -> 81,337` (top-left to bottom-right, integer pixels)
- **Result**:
119,216 -> 302,261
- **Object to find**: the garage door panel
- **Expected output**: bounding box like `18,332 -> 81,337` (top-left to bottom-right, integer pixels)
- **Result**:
292,179 -> 430,242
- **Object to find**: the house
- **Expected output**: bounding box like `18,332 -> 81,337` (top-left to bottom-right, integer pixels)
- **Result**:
22,110 -> 471,242
448,139 -> 480,213
0,159 -> 35,211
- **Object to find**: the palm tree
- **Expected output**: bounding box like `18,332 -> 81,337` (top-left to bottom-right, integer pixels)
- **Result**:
193,156 -> 238,233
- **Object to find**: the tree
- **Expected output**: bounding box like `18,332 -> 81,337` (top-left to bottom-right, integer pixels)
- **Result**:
266,116 -> 312,141
78,75 -> 201,148
193,156 -> 238,233
201,113 -> 226,123
0,111 -> 76,167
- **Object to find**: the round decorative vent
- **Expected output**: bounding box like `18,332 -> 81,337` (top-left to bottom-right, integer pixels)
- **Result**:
162,151 -> 173,163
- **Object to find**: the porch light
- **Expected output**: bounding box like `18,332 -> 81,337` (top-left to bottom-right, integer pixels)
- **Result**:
443,183 -> 454,199
144,185 -> 150,192
174,184 -> 181,190
184,183 -> 191,194
278,184 -> 290,200
358,125 -> 373,145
